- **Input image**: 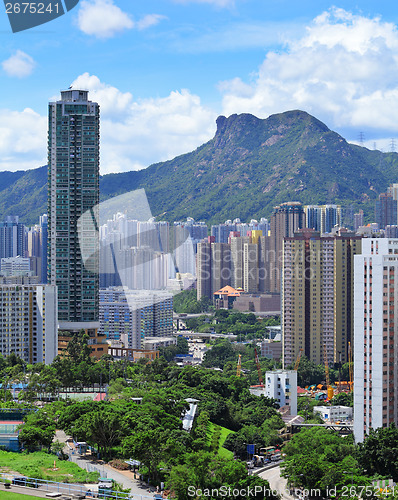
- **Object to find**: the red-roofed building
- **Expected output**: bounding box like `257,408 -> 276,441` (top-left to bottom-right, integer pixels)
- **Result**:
214,285 -> 241,309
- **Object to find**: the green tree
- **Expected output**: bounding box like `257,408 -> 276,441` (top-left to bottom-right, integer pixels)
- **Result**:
122,428 -> 168,482
18,410 -> 56,451
356,424 -> 398,481
331,391 -> 353,407
202,341 -> 236,368
295,356 -> 325,387
281,426 -> 358,496
70,406 -> 125,459
65,329 -> 92,364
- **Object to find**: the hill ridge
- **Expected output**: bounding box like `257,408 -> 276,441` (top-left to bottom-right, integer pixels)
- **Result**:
0,110 -> 397,225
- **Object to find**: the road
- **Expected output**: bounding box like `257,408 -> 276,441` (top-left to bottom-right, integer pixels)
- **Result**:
259,465 -> 296,500
55,430 -> 157,499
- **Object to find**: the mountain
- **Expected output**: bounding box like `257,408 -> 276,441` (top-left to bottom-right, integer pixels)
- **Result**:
1,110 -> 398,225
0,166 -> 47,224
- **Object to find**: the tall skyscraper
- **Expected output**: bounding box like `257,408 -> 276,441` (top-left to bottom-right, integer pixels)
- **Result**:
387,183 -> 398,224
0,216 -> 26,259
282,228 -> 361,367
196,239 -> 212,300
304,205 -> 341,234
270,202 -> 304,293
196,238 -> 231,300
353,210 -> 364,232
27,214 -> 48,283
354,239 -> 398,442
48,89 -> 100,333
375,192 -> 397,229
230,235 -> 250,289
39,214 -> 48,284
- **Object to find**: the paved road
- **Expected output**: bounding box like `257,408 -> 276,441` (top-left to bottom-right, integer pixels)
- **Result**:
259,465 -> 295,500
68,452 -> 157,499
55,431 -> 157,499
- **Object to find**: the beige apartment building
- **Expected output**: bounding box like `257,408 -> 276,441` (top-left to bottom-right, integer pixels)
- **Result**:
282,228 -> 361,367
270,202 -> 304,294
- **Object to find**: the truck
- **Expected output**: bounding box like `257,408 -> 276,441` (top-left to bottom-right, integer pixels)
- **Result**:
98,478 -> 113,499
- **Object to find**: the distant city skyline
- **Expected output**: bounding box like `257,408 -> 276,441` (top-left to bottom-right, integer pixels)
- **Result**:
1,1 -> 398,173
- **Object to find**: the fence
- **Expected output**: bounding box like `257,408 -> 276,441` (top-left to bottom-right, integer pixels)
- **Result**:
0,474 -> 158,500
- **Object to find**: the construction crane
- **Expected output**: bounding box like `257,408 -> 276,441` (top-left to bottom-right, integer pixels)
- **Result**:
294,348 -> 303,370
323,344 -> 334,401
254,346 -> 264,387
237,354 -> 242,377
348,342 -> 353,392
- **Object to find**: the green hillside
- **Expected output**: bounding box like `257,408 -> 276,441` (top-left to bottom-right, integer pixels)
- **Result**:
0,110 -> 397,225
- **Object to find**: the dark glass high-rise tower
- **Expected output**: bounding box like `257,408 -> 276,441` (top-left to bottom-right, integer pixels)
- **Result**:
48,89 -> 100,332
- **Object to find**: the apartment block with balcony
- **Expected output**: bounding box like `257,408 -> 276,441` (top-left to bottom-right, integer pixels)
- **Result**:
282,228 -> 361,367
265,370 -> 297,415
354,238 -> 398,442
0,284 -> 57,364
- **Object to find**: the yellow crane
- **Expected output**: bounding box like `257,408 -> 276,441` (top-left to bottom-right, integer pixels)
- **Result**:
324,344 -> 334,400
237,354 -> 242,377
294,348 -> 303,370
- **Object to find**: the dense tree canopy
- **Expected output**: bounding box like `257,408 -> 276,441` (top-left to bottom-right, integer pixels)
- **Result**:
356,424 -> 398,482
281,427 -> 371,496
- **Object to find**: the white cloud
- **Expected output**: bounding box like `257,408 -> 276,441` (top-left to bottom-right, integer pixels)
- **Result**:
0,108 -> 46,171
220,8 -> 398,139
0,74 -> 215,173
174,0 -> 234,7
77,0 -> 134,38
71,73 -> 133,117
7,9 -> 398,174
70,73 -> 216,174
76,0 -> 166,38
171,21 -> 300,53
2,51 -> 36,78
136,14 -> 167,31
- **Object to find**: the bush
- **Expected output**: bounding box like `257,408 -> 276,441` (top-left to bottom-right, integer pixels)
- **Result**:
109,459 -> 130,470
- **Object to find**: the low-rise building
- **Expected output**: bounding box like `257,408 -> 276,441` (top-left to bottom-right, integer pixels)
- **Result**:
58,328 -> 108,359
265,370 -> 297,415
0,256 -> 32,276
313,405 -> 353,422
143,336 -> 177,350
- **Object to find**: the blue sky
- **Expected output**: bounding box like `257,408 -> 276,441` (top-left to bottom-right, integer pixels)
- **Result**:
1,0 -> 398,173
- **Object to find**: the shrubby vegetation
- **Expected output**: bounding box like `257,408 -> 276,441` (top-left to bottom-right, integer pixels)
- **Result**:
282,424 -> 398,498
185,309 -> 279,340
2,351 -> 281,498
173,289 -> 212,314
281,427 -> 365,496
0,330 -> 388,500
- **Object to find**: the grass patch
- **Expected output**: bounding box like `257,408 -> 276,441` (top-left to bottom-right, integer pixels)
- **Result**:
0,450 -> 98,483
205,423 -> 235,459
0,493 -> 43,500
218,426 -> 235,459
